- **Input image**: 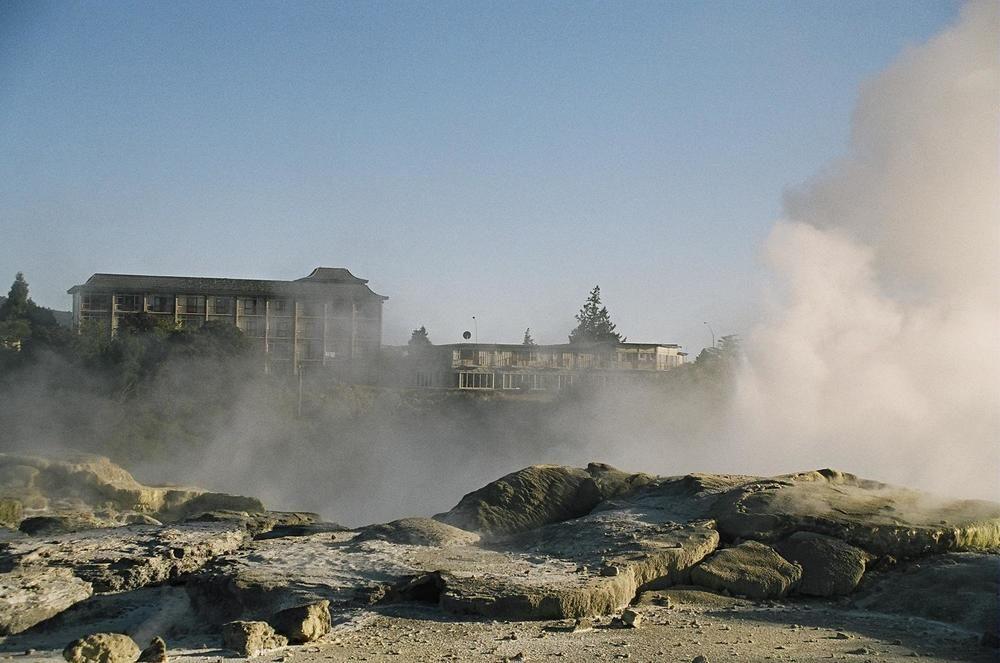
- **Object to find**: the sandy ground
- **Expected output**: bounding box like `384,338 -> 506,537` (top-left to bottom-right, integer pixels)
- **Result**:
5,593 -> 993,663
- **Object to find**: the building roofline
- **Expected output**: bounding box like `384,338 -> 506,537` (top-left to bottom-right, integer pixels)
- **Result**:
67,268 -> 387,300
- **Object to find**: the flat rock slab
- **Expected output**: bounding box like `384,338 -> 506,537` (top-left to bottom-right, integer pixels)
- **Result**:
709,469 -> 1000,557
0,522 -> 247,594
690,540 -> 802,599
0,567 -> 93,635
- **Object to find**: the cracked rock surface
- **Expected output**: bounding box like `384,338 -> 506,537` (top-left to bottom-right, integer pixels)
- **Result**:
0,457 -> 997,661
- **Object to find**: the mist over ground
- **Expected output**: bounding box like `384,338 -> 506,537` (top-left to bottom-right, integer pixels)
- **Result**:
0,3 -> 996,525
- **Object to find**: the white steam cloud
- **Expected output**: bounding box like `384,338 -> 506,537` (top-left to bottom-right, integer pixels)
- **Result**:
731,1 -> 999,499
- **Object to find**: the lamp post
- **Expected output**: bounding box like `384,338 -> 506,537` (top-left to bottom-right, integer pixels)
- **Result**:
472,316 -> 478,344
703,321 -> 716,349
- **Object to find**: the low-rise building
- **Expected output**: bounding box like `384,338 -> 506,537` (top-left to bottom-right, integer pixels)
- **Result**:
407,341 -> 686,391
67,267 -> 386,381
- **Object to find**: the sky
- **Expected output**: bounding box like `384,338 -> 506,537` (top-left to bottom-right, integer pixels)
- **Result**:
0,0 -> 961,351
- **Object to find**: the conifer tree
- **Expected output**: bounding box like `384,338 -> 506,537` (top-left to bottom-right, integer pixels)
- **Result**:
568,286 -> 624,344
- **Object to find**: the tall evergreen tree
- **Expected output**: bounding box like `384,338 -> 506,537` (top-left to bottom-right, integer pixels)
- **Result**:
408,326 -> 432,347
0,272 -> 29,320
522,328 -> 536,346
568,286 -> 624,344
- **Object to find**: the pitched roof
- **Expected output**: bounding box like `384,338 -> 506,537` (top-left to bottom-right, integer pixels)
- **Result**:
67,268 -> 387,300
296,267 -> 368,284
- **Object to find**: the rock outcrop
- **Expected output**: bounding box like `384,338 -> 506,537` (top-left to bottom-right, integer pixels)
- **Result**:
709,469 -> 1000,556
0,522 -> 247,634
0,457 -> 997,657
354,517 -> 480,547
436,463 -> 654,536
0,567 -> 93,636
0,452 -> 263,529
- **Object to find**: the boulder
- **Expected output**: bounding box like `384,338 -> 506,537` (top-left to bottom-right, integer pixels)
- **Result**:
270,600 -> 332,643
62,633 -> 140,663
773,532 -> 868,596
137,636 -> 168,662
690,541 -> 802,599
354,517 -> 480,547
436,463 -> 654,536
621,608 -> 642,628
0,497 -> 22,527
221,620 -> 287,657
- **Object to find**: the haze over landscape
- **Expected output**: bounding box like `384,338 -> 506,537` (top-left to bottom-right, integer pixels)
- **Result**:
0,3 -> 999,661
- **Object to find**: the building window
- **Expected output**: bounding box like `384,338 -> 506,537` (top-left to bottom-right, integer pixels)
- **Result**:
501,373 -> 525,389
179,295 -> 205,314
272,318 -> 292,337
213,297 -> 233,315
241,298 -> 260,315
149,295 -> 173,313
270,299 -> 289,314
114,294 -> 141,312
459,372 -> 494,390
81,294 -> 110,311
240,317 -> 265,337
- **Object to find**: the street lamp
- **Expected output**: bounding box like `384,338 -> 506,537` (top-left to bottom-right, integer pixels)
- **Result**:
472,316 -> 478,344
703,321 -> 716,348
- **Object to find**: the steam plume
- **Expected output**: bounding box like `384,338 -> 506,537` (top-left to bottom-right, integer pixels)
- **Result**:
732,1 -> 999,499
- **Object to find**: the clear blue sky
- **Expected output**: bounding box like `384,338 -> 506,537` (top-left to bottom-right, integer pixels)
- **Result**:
0,0 -> 959,350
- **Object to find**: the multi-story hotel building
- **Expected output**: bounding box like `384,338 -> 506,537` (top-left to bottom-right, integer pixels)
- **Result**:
67,267 -> 386,381
407,341 -> 687,391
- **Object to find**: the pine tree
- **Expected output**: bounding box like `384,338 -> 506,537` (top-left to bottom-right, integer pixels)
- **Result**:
568,286 -> 624,344
522,328 -> 536,346
408,325 -> 432,347
0,272 -> 29,320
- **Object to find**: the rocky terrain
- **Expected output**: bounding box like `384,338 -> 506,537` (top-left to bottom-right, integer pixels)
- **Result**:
0,453 -> 996,662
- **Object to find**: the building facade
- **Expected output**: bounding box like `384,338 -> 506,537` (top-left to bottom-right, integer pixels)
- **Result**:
68,267 -> 386,381
408,341 -> 687,391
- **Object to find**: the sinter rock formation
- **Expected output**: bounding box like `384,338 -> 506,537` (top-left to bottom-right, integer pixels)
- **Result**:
0,454 -> 996,661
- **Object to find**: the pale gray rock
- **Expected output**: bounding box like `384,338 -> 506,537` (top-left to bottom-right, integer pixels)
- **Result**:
0,567 -> 93,635
221,620 -> 287,657
690,541 -> 802,599
354,517 -> 480,547
773,531 -> 868,596
62,632 -> 140,663
0,522 -> 247,594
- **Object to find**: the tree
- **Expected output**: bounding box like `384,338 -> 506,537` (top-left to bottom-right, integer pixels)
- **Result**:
408,326 -> 432,347
568,286 -> 624,344
0,273 -> 29,320
0,272 -> 69,358
522,328 -> 536,346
